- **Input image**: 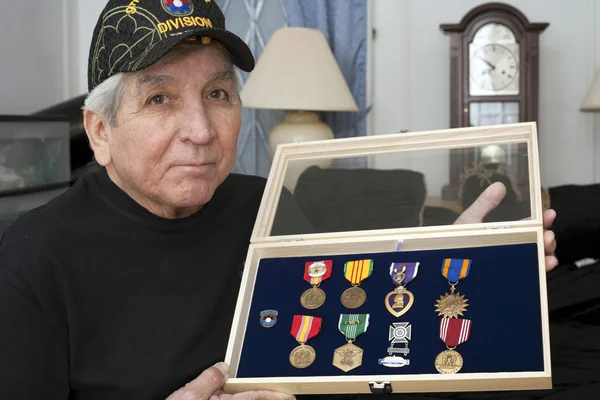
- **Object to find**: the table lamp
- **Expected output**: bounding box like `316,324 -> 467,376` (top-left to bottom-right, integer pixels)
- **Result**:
240,27 -> 359,159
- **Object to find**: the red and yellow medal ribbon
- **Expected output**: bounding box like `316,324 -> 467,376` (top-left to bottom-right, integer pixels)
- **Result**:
290,315 -> 322,344
303,260 -> 332,286
343,259 -> 374,286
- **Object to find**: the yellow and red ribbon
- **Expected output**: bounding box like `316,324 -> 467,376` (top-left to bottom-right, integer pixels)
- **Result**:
291,315 -> 322,344
344,259 -> 374,285
303,260 -> 332,285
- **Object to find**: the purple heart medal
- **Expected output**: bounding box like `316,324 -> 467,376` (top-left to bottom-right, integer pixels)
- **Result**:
384,262 -> 419,317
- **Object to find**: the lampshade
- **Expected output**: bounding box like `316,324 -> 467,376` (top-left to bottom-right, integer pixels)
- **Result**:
581,69 -> 600,112
240,27 -> 358,112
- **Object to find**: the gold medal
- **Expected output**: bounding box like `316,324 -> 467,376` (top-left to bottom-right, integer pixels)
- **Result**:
333,314 -> 369,372
289,344 -> 316,369
434,348 -> 463,374
435,283 -> 469,318
340,286 -> 366,309
385,288 -> 415,317
435,259 -> 473,374
290,315 -> 322,369
300,287 -> 326,309
341,260 -> 373,309
435,258 -> 471,318
333,342 -> 363,372
436,317 -> 472,374
301,260 -> 332,310
385,262 -> 419,317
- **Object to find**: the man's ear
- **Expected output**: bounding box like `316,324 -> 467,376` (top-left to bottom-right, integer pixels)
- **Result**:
83,109 -> 112,166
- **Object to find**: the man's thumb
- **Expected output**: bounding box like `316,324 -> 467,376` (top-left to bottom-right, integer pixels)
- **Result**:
167,362 -> 229,400
454,182 -> 506,225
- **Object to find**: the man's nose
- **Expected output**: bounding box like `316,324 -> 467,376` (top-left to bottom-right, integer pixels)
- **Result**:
178,101 -> 215,144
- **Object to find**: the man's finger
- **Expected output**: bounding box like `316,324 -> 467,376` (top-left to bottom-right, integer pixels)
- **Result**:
167,362 -> 228,400
211,390 -> 225,400
542,209 -> 556,229
545,255 -> 558,272
544,230 -> 556,255
454,182 -> 507,225
231,390 -> 295,400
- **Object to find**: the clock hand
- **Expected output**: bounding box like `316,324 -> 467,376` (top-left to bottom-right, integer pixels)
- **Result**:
479,57 -> 496,70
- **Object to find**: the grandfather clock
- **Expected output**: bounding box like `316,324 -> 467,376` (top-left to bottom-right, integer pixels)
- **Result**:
440,3 -> 548,202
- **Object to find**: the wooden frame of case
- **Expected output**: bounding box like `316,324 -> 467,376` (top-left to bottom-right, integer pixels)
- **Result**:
224,122 -> 551,395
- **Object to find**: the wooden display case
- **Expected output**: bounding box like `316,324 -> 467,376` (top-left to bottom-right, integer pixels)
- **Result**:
224,122 -> 551,395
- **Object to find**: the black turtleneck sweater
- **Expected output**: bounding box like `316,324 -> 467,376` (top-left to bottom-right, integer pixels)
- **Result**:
0,168 -> 268,400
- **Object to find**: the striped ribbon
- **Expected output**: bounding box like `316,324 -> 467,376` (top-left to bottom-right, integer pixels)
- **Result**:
338,314 -> 370,340
439,317 -> 472,347
441,258 -> 471,283
343,259 -> 374,285
304,260 -> 332,285
291,315 -> 322,343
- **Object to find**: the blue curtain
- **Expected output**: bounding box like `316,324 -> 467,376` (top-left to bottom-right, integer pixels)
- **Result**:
282,0 -> 368,167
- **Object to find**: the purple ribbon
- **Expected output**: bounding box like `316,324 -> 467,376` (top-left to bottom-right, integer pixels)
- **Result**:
389,262 -> 419,286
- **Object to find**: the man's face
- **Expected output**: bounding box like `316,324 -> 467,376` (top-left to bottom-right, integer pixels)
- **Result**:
102,42 -> 241,218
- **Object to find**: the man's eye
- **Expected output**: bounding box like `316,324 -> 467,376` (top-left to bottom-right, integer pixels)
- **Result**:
150,94 -> 167,105
210,90 -> 229,100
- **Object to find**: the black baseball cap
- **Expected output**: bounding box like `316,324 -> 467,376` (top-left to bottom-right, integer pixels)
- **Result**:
87,0 -> 255,92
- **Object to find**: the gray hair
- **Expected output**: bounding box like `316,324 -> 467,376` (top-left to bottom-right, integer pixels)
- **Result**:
83,41 -> 241,127
83,72 -> 127,128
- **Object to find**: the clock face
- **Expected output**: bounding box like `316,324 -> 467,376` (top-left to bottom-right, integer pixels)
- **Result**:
470,44 -> 519,92
469,23 -> 520,96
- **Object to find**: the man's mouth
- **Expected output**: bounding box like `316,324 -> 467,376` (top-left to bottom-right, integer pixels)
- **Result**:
177,162 -> 215,167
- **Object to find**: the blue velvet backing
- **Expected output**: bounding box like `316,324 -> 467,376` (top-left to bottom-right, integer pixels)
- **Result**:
237,243 -> 544,377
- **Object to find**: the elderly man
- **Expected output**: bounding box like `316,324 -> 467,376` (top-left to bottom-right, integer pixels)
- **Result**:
0,1 -> 557,399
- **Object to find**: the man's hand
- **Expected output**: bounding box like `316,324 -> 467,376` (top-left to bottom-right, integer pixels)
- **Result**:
167,362 -> 295,400
453,182 -> 558,272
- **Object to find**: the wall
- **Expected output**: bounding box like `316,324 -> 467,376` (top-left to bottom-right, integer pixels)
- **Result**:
9,0 -> 597,190
0,0 -> 103,111
67,0 -> 108,97
0,0 -> 70,114
370,0 -> 600,194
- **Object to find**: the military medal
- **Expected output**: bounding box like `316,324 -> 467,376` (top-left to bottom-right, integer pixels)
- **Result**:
259,309 -> 278,328
378,322 -> 412,368
434,317 -> 472,374
289,315 -> 322,369
340,259 -> 373,309
434,258 -> 473,373
300,260 -> 332,309
333,314 -> 369,372
435,258 -> 471,318
385,262 -> 419,317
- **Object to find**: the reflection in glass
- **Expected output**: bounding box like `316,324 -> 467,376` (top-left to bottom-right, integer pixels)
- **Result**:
269,143 -> 532,237
470,102 -> 519,126
458,143 -> 528,221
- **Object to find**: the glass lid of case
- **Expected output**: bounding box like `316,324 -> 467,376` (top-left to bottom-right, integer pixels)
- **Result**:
255,124 -> 540,239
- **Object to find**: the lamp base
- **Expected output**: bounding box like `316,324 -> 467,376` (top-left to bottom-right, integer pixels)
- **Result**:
269,111 -> 334,156
269,111 -> 334,192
